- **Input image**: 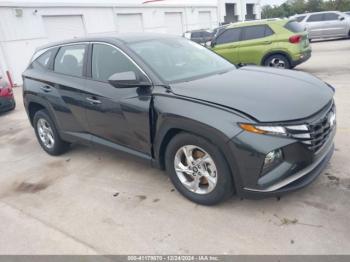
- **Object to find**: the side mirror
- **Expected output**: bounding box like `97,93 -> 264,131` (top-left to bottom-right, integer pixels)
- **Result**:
339,16 -> 345,21
108,71 -> 151,88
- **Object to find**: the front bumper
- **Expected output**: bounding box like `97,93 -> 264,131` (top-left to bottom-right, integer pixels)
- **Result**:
0,96 -> 16,112
228,125 -> 335,199
242,142 -> 334,199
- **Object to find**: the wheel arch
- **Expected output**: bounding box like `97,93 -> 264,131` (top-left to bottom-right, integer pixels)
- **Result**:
28,102 -> 46,126
153,115 -> 243,194
261,50 -> 292,66
25,95 -> 60,130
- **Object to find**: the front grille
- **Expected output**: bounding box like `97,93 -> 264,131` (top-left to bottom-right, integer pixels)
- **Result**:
286,105 -> 336,153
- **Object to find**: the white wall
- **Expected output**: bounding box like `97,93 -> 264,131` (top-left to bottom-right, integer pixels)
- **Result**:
0,4 -> 220,84
0,0 -> 260,84
217,0 -> 261,23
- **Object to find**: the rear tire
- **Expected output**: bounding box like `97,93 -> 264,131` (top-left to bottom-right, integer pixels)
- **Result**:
33,109 -> 70,156
165,132 -> 234,205
264,54 -> 291,69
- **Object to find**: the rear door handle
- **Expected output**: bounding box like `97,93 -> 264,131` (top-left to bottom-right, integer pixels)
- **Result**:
263,41 -> 272,44
40,85 -> 52,92
86,97 -> 101,105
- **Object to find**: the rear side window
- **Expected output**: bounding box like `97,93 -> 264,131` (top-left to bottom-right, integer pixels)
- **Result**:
285,21 -> 305,33
295,15 -> 306,22
215,28 -> 241,44
307,14 -> 324,22
191,32 -> 201,38
54,45 -> 86,77
202,31 -> 212,37
35,50 -> 53,68
324,13 -> 339,21
92,44 -> 140,82
242,25 -> 273,41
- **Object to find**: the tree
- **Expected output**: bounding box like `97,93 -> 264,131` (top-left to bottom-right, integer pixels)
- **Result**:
261,0 -> 350,19
306,0 -> 323,12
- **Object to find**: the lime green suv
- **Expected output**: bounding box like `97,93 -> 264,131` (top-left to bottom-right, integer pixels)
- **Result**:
211,19 -> 312,69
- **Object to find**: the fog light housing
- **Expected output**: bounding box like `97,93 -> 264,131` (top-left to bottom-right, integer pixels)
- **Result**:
263,149 -> 283,171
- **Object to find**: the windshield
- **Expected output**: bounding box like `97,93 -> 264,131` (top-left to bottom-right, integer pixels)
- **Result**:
129,38 -> 234,82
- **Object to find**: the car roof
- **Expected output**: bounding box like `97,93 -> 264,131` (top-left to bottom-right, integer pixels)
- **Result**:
186,29 -> 211,33
226,18 -> 287,28
36,33 -> 180,52
294,10 -> 341,16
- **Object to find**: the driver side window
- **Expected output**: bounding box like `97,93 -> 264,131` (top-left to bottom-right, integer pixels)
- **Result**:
92,44 -> 140,82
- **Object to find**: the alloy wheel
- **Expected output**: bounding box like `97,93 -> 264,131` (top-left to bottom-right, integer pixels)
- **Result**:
174,145 -> 218,194
37,118 -> 55,149
269,58 -> 286,68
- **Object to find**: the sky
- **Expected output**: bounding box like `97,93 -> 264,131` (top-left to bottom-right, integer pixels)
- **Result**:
260,0 -> 287,6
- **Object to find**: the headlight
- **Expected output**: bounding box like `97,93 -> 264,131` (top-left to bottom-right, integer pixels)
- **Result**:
239,123 -> 287,136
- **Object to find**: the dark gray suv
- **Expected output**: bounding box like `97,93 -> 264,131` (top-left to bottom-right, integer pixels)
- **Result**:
23,33 -> 336,205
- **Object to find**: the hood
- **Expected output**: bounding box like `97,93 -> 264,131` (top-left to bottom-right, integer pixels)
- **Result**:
169,66 -> 334,122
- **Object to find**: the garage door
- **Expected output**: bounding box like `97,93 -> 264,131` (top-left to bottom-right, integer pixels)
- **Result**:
165,12 -> 183,35
117,14 -> 144,33
43,15 -> 86,42
198,11 -> 212,29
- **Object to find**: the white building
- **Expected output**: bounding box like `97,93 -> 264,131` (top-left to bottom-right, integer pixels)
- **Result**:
0,0 -> 261,84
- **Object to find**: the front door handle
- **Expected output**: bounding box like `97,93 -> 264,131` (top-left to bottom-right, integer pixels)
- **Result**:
40,85 -> 52,92
86,97 -> 101,105
263,41 -> 272,44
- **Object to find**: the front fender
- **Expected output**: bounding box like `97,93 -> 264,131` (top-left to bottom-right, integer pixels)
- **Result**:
152,95 -> 249,191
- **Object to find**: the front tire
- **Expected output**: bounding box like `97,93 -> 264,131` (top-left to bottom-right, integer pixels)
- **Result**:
165,133 -> 234,205
33,109 -> 70,156
264,54 -> 291,69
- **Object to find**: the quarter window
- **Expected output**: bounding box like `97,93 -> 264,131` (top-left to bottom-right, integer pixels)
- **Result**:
324,13 -> 339,21
215,28 -> 241,44
54,45 -> 86,77
35,50 -> 53,68
307,14 -> 324,22
296,15 -> 306,22
92,44 -> 140,82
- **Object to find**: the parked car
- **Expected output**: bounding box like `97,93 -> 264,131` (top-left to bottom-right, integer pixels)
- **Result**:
0,77 -> 15,113
23,34 -> 336,205
344,11 -> 350,16
183,29 -> 213,45
291,11 -> 350,41
211,19 -> 311,69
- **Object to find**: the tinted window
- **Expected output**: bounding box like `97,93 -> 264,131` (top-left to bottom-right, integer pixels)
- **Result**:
242,25 -> 271,41
307,14 -> 324,22
285,21 -> 305,33
202,31 -> 212,37
35,50 -> 53,68
191,32 -> 201,38
54,45 -> 86,77
324,12 -> 339,21
215,28 -> 241,44
296,15 -> 306,22
92,44 -> 139,82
